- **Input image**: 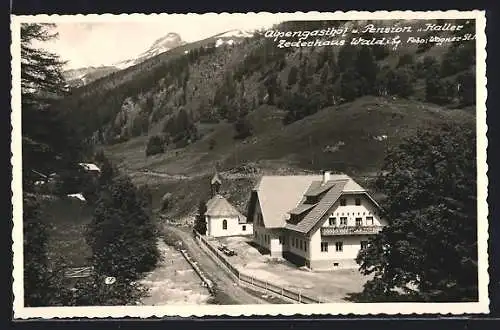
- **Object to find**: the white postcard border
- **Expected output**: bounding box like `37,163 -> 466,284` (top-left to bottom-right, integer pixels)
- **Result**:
10,10 -> 489,319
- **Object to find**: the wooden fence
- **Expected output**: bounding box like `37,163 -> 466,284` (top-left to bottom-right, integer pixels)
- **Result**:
64,266 -> 93,278
178,248 -> 216,295
194,231 -> 324,304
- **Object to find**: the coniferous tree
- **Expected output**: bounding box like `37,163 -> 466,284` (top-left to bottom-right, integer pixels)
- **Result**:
145,135 -> 165,156
86,175 -> 160,281
194,201 -> 208,235
21,23 -> 83,185
320,62 -> 330,85
337,44 -> 358,72
457,70 -> 476,106
340,69 -> 363,101
387,67 -> 415,98
355,47 -> 379,95
425,77 -> 451,105
287,66 -> 299,87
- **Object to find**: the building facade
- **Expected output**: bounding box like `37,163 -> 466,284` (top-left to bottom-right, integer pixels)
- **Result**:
247,172 -> 386,270
204,173 -> 253,238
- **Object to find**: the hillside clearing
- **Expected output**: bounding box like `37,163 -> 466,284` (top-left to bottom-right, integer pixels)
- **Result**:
104,96 -> 474,220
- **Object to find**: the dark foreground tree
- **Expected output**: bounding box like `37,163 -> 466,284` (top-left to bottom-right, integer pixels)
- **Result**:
23,193 -> 69,306
86,175 -> 160,282
194,201 -> 208,235
21,23 -> 83,181
354,123 -> 477,302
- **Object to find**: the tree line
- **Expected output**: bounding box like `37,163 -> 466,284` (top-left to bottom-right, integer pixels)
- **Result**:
21,23 -> 160,307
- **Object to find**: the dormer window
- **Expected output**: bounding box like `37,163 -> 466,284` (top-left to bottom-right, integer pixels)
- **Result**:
340,198 -> 346,206
306,196 -> 318,204
329,217 -> 336,226
355,198 -> 361,206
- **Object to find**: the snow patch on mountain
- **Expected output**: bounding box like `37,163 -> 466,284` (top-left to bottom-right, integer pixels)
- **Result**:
114,32 -> 186,70
216,29 -> 255,38
215,38 -> 235,47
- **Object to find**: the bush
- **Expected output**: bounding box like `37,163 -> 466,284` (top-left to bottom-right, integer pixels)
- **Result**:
386,67 -> 415,98
145,135 -> 165,156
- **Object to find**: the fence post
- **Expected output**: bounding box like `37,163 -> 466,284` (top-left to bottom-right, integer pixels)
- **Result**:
251,276 -> 254,286
298,290 -> 301,303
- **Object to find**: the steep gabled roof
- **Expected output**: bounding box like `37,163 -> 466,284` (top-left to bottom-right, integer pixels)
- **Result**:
205,195 -> 247,222
252,174 -> 377,232
285,179 -> 349,234
252,175 -> 322,228
304,181 -> 337,197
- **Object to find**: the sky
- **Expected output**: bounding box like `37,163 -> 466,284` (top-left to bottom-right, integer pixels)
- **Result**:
34,13 -> 316,70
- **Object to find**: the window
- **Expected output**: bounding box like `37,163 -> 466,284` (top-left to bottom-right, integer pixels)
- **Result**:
361,241 -> 369,250
366,216 -> 374,225
355,198 -> 361,206
340,217 -> 347,226
321,242 -> 328,252
279,236 -> 284,245
340,198 -> 346,206
304,242 -> 308,252
292,238 -> 295,247
295,238 -> 299,248
355,218 -> 362,226
299,240 -> 303,250
242,225 -> 246,231
222,219 -> 227,230
329,217 -> 336,226
335,241 -> 343,252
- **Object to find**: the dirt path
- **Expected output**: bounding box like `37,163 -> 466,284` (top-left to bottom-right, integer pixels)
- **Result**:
138,170 -> 190,180
139,239 -> 211,306
164,225 -> 270,305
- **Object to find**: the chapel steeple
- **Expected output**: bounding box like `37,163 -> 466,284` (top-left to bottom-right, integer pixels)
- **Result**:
210,172 -> 222,197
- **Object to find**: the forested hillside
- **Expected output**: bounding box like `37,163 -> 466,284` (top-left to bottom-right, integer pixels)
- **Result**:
58,18 -> 476,182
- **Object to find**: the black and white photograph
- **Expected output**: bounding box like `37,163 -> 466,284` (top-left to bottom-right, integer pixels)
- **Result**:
10,11 -> 488,318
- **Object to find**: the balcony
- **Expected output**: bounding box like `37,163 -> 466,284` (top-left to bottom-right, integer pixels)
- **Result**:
321,225 -> 383,236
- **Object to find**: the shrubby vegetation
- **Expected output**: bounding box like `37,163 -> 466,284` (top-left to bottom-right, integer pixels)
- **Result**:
354,123 -> 477,302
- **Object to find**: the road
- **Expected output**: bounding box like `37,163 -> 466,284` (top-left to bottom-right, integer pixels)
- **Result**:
163,225 -> 270,305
